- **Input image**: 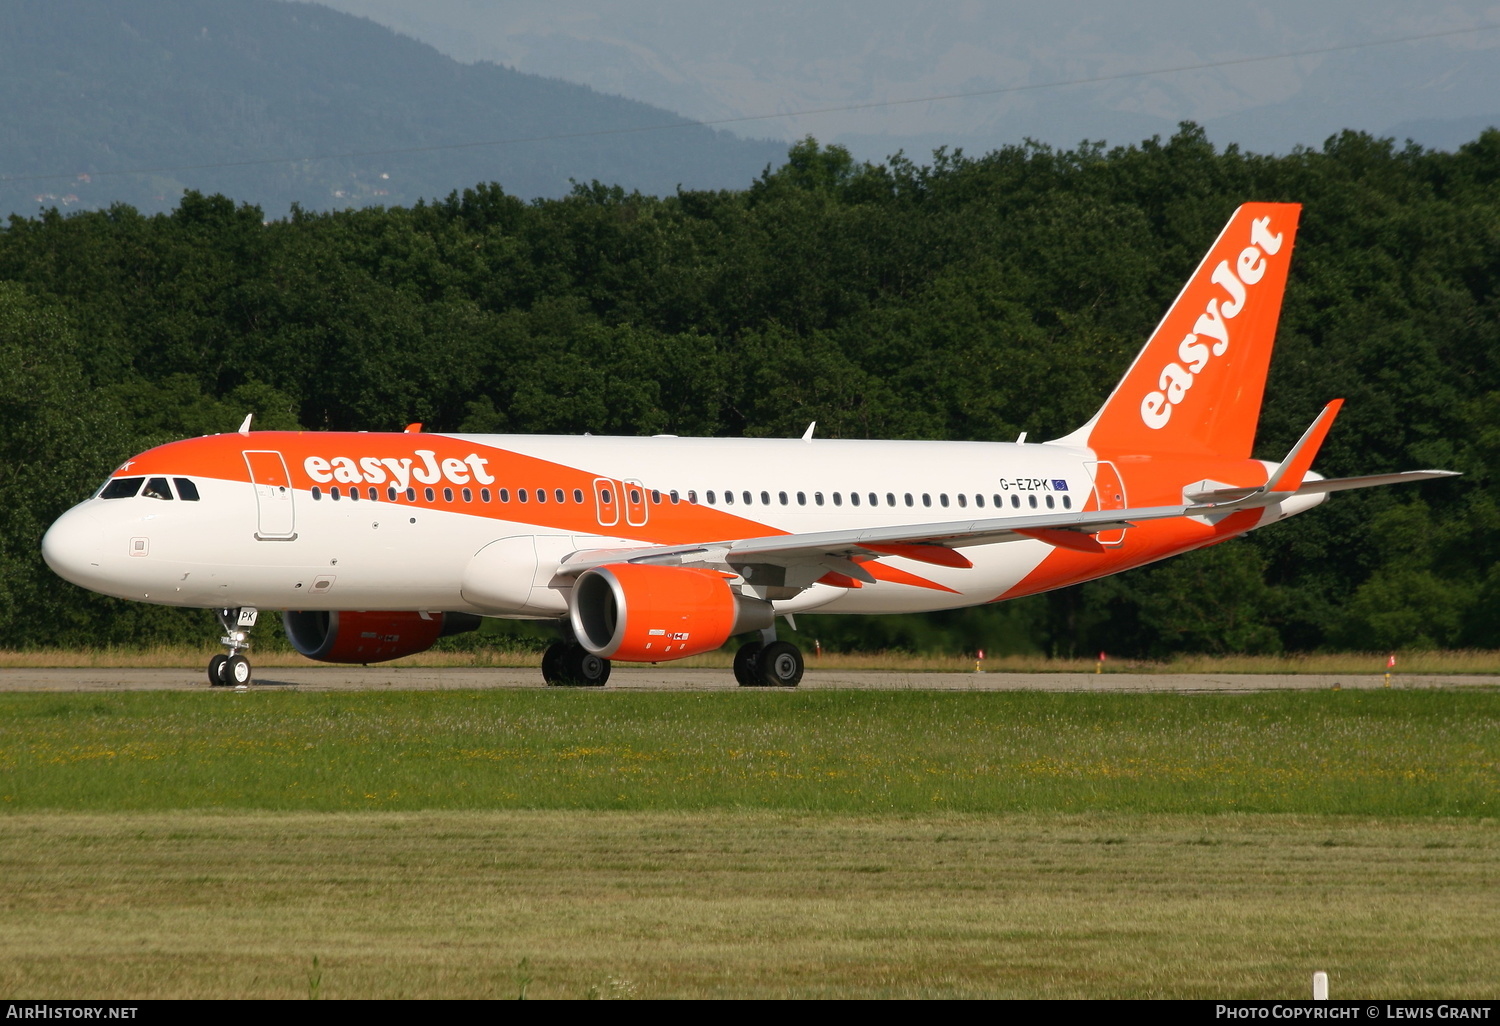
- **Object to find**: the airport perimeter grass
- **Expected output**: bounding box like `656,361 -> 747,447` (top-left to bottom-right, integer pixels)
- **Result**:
3,690 -> 1497,998
2,689 -> 1495,814
1,810 -> 1496,999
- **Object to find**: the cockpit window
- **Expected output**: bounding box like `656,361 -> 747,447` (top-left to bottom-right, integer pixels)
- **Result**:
142,477 -> 174,500
99,477 -> 143,499
173,478 -> 200,501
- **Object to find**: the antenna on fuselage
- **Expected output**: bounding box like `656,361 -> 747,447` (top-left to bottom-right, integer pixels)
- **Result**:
1016,431 -> 1027,443
237,413 -> 253,436
802,422 -> 816,442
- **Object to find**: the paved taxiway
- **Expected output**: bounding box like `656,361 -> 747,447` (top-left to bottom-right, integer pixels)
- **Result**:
1,667 -> 1495,692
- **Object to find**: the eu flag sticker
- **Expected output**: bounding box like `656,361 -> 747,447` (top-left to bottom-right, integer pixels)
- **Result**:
1052,479 -> 1069,491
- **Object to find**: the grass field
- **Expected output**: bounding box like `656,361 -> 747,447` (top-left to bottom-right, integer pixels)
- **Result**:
3,647 -> 1499,674
1,810 -> 1495,999
1,690 -> 1495,814
2,689 -> 1496,998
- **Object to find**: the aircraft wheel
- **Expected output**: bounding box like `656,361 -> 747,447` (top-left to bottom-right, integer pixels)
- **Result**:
733,641 -> 763,687
566,647 -> 611,687
546,643 -> 610,687
757,641 -> 804,687
541,642 -> 568,685
227,654 -> 252,686
208,654 -> 229,687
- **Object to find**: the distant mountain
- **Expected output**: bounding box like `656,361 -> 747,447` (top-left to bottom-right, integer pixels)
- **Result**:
315,0 -> 1500,159
0,0 -> 787,219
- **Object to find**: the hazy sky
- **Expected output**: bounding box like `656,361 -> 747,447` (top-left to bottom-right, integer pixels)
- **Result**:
311,0 -> 1500,159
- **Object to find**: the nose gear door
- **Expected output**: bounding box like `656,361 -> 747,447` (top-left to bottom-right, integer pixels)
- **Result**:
244,450 -> 296,540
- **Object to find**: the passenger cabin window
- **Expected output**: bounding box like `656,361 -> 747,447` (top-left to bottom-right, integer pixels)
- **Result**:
173,478 -> 201,501
707,491 -> 717,505
975,494 -> 985,508
1011,495 -> 1020,508
1063,495 -> 1072,509
142,477 -> 173,500
741,490 -> 751,505
797,492 -> 807,506
406,488 -> 416,502
1028,495 -> 1038,508
760,491 -> 770,505
849,492 -> 859,507
443,487 -> 454,502
724,491 -> 733,505
481,488 -> 492,503
557,489 -> 566,503
311,486 -> 323,500
957,494 -> 967,508
886,493 -> 895,507
687,490 -> 697,503
905,493 -> 914,507
518,489 -> 529,503
101,477 -> 143,499
1046,495 -> 1055,509
815,492 -> 825,506
922,494 -> 932,507
832,492 -> 843,507
461,488 -> 472,502
388,487 -> 398,501
577,489 -> 587,504
779,491 -> 789,505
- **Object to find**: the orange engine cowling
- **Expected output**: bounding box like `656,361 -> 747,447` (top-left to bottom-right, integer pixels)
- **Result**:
570,563 -> 773,662
283,610 -> 482,664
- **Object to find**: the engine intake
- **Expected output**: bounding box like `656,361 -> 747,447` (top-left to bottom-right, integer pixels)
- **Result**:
570,563 -> 773,662
283,609 -> 481,664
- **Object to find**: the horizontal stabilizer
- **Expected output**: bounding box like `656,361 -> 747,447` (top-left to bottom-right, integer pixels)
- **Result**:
1188,469 -> 1458,505
1287,470 -> 1460,496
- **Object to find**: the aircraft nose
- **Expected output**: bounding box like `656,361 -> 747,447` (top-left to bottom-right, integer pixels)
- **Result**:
41,505 -> 106,589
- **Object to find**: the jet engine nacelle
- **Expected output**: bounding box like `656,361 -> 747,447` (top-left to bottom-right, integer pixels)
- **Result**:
570,563 -> 773,662
283,609 -> 482,664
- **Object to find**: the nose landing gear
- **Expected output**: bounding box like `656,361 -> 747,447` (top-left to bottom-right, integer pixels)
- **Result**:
209,607 -> 257,686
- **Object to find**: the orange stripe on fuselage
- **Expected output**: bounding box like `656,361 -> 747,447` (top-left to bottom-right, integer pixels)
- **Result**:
115,432 -> 779,547
998,453 -> 1270,600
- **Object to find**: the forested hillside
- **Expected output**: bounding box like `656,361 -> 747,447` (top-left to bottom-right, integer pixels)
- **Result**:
3,125 -> 1497,656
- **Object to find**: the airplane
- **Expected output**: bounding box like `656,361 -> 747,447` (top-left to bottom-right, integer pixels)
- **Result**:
41,202 -> 1456,688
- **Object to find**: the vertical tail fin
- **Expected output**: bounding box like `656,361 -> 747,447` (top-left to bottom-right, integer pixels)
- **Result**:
1056,202 -> 1301,459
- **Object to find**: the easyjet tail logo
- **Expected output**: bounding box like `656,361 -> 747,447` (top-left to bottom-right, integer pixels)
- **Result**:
1140,215 -> 1284,430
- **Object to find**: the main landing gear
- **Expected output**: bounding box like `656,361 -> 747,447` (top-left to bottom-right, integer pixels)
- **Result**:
209,607 -> 257,687
734,629 -> 805,688
541,639 -> 612,687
